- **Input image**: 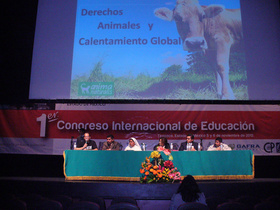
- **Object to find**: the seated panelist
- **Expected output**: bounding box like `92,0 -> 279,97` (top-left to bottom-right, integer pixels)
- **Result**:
124,137 -> 142,151
75,132 -> 98,150
102,134 -> 120,150
207,137 -> 232,151
179,134 -> 198,151
153,137 -> 170,150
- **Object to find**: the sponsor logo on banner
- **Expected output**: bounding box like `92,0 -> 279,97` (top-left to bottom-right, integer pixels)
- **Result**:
264,142 -> 280,153
78,82 -> 114,96
236,144 -> 261,150
276,143 -> 280,153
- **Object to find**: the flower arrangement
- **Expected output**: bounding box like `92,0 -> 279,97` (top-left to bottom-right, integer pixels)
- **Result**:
140,149 -> 181,183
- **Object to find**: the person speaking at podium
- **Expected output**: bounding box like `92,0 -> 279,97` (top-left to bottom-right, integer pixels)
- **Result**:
179,134 -> 198,151
75,132 -> 98,150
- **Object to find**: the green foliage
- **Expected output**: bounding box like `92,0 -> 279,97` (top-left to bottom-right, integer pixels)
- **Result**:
229,52 -> 246,74
165,85 -> 218,100
88,61 -> 104,82
112,73 -> 159,97
187,52 -> 215,76
160,65 -> 183,81
186,51 -> 247,75
70,55 -> 248,100
182,71 -> 215,84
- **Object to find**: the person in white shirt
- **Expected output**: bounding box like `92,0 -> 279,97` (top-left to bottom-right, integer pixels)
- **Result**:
207,137 -> 232,151
124,137 -> 142,151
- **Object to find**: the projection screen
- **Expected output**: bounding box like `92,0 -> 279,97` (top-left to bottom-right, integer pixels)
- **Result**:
29,0 -> 280,100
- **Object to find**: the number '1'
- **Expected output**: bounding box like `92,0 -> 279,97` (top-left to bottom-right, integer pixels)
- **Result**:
37,114 -> 46,137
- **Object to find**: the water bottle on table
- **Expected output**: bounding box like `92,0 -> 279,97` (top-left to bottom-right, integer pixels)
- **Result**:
198,143 -> 201,151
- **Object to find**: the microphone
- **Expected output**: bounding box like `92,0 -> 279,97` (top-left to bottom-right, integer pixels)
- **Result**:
199,138 -> 203,151
70,136 -> 74,150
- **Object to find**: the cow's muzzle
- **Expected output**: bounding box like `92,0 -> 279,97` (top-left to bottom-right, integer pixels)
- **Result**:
183,37 -> 208,52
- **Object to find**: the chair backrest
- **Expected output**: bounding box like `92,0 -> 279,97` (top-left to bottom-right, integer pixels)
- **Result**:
111,197 -> 137,206
29,198 -> 63,210
118,143 -> 123,151
254,201 -> 280,210
216,202 -> 247,210
49,195 -> 73,210
98,142 -> 104,150
206,196 -> 227,210
1,198 -> 27,210
266,194 -> 280,203
234,195 -> 259,209
69,201 -> 100,210
82,196 -> 106,210
107,202 -> 139,210
228,144 -> 235,150
18,193 -> 46,209
172,143 -> 179,150
177,202 -> 208,210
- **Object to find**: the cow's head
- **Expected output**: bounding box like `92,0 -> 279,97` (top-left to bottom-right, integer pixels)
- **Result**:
155,0 -> 225,52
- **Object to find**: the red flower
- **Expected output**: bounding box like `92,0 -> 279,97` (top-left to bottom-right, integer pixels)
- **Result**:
164,160 -> 174,169
163,149 -> 171,156
157,146 -> 165,151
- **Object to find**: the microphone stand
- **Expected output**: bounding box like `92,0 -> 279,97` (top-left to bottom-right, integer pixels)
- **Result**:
70,136 -> 74,150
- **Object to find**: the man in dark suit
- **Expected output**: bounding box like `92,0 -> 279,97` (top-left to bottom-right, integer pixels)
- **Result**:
179,134 -> 198,151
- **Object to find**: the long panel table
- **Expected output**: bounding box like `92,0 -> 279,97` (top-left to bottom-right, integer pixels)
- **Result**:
64,150 -> 254,181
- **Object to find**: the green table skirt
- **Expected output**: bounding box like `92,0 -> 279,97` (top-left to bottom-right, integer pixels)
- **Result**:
64,150 -> 254,181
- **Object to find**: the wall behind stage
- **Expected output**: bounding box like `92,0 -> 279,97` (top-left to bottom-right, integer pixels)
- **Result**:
1,104 -> 279,156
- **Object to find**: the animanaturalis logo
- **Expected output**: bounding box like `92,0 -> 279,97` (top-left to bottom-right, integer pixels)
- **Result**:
78,82 -> 114,96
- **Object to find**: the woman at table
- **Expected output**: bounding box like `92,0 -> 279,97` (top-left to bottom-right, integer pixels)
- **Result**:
153,137 -> 170,150
169,175 -> 207,210
124,137 -> 142,151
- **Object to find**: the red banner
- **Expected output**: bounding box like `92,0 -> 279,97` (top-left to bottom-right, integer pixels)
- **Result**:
1,108 -> 279,140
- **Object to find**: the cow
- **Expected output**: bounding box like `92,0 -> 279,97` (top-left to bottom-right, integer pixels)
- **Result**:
154,0 -> 243,99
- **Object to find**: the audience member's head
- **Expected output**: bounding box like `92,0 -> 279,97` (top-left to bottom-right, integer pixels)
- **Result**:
177,175 -> 201,202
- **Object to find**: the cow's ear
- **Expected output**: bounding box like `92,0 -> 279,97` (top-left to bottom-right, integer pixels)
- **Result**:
154,7 -> 173,21
204,4 -> 225,18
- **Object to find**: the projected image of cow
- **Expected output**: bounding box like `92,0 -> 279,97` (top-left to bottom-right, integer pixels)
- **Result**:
154,0 -> 247,100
